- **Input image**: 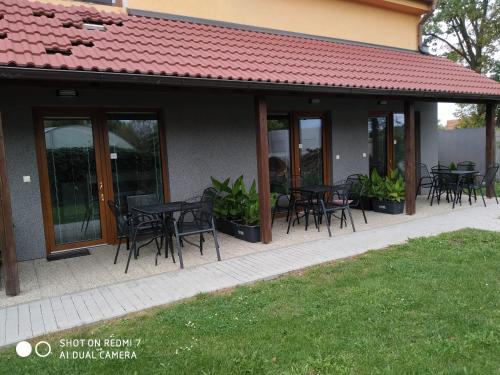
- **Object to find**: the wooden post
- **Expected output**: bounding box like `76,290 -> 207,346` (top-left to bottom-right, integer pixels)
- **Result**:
0,113 -> 20,296
255,96 -> 272,244
485,102 -> 496,198
404,100 -> 416,215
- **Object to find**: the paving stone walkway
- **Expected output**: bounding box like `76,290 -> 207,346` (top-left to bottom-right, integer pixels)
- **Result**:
0,204 -> 498,347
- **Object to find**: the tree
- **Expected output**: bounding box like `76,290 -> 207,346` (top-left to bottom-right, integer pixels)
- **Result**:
423,0 -> 500,128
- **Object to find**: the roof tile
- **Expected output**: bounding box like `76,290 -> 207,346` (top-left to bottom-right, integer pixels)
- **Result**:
0,0 -> 499,97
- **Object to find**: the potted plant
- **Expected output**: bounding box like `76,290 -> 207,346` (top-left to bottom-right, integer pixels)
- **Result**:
210,176 -> 246,235
210,176 -> 276,242
355,174 -> 373,211
370,169 -> 405,214
232,180 -> 261,243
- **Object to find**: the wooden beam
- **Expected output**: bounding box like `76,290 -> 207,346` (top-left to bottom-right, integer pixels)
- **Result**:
255,96 -> 272,244
485,102 -> 497,198
0,113 -> 20,296
404,100 -> 416,215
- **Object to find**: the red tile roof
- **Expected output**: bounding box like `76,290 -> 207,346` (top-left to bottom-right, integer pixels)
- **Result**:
1,0 -> 499,98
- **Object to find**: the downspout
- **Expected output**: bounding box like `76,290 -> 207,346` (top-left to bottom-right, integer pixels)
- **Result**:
418,0 -> 437,53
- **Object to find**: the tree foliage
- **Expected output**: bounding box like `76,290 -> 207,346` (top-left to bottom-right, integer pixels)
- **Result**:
423,0 -> 500,128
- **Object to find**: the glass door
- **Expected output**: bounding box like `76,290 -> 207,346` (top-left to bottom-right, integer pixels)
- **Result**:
393,113 -> 405,176
298,117 -> 324,185
106,112 -> 164,217
41,116 -> 106,251
368,116 -> 388,176
267,114 -> 291,194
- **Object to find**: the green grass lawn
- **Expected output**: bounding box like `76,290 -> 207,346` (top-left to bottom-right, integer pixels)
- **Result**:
1,229 -> 499,374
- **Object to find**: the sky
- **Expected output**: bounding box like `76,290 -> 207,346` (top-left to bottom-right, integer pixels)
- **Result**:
438,102 -> 457,126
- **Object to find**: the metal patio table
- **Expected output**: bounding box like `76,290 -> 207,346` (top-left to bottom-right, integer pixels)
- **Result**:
287,184 -> 331,233
132,201 -> 184,257
430,170 -> 479,208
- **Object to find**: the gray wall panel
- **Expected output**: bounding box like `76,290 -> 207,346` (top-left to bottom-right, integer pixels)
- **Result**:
0,85 -> 437,260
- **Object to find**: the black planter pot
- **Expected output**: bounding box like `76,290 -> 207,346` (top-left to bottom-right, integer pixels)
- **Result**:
351,196 -> 373,211
215,218 -> 235,236
372,199 -> 405,215
232,221 -> 261,243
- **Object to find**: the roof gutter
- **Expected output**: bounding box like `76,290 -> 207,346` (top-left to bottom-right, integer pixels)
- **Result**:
0,66 -> 498,103
418,0 -> 437,53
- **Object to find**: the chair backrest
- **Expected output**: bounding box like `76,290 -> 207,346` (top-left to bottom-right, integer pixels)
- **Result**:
345,175 -> 364,204
290,174 -> 304,187
275,194 -> 290,209
178,192 -> 214,227
201,187 -> 218,202
457,161 -> 476,171
484,164 -> 499,185
419,163 -> 431,178
107,200 -> 128,236
126,194 -> 159,213
329,181 -> 353,206
431,164 -> 450,174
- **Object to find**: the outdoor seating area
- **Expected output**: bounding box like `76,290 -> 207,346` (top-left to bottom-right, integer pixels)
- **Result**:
108,188 -> 222,274
1,194 -> 493,308
418,162 -> 500,209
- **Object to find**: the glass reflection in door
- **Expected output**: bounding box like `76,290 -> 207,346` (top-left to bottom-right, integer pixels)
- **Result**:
43,118 -> 102,245
267,114 -> 291,193
368,116 -> 388,176
298,118 -> 323,185
393,113 -> 405,176
107,113 -> 163,214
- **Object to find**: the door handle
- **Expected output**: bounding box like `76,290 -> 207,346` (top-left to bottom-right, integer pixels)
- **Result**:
99,182 -> 104,202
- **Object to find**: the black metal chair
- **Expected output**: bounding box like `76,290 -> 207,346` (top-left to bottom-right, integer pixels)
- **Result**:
470,164 -> 499,206
319,181 -> 356,237
286,188 -> 321,233
457,161 -> 476,171
346,174 -> 367,224
107,200 -> 131,265
173,195 -> 221,269
430,171 -> 462,208
126,194 -> 159,212
416,163 -> 434,199
125,210 -> 166,273
271,193 -> 291,227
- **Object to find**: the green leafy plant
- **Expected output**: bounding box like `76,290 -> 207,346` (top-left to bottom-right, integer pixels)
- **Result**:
241,180 -> 260,226
210,176 -> 247,220
384,169 -> 405,203
210,176 -> 276,225
370,169 -> 386,200
449,162 -> 457,171
369,168 -> 405,202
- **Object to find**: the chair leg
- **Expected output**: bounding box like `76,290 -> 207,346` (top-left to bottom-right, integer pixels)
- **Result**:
113,238 -> 122,265
312,208 -> 318,229
199,234 -> 203,255
287,203 -> 296,234
495,190 -> 499,204
175,235 -> 184,269
360,200 -> 368,224
346,207 -> 356,232
125,235 -> 137,274
325,212 -> 332,237
271,209 -> 276,227
480,188 -> 486,207
169,234 -> 176,263
212,228 -> 222,261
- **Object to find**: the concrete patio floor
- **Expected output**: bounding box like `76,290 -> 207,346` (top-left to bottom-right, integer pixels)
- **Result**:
0,195 -> 497,308
0,196 -> 498,347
